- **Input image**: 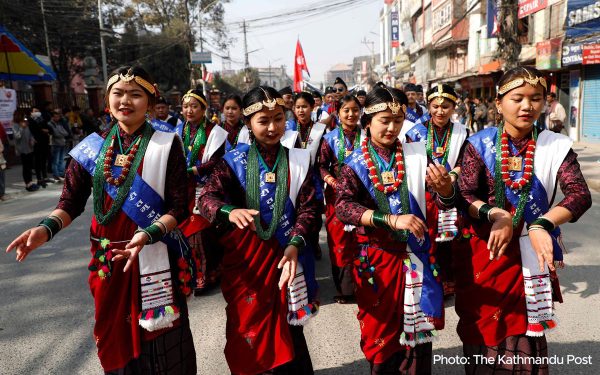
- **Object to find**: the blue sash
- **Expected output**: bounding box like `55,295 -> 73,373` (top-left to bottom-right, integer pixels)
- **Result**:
224,144 -> 319,301
223,144 -> 296,247
151,118 -> 176,133
345,148 -> 443,318
468,128 -> 563,261
406,106 -> 430,125
405,122 -> 428,143
69,133 -> 191,254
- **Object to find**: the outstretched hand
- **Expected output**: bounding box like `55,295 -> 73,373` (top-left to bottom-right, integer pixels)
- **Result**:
229,209 -> 259,231
277,245 -> 299,290
112,231 -> 148,272
6,226 -> 49,262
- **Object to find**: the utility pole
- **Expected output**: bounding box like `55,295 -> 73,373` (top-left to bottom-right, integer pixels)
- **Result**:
97,0 -> 108,84
40,0 -> 52,65
243,20 -> 249,69
362,37 -> 376,86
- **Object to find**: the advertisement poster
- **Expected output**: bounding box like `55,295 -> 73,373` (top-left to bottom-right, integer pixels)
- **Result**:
0,88 -> 17,136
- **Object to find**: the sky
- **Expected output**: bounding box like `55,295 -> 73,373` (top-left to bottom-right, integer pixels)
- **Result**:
211,0 -> 383,86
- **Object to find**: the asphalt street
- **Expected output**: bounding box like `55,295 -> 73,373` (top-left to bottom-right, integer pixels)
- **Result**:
0,184 -> 598,374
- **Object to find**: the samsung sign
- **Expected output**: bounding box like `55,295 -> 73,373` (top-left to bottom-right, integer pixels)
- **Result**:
567,0 -> 600,38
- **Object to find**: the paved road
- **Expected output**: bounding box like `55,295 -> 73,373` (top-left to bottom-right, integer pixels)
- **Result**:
0,184 -> 598,374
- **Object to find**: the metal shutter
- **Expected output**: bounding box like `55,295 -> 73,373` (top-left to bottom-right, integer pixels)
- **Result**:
582,65 -> 600,142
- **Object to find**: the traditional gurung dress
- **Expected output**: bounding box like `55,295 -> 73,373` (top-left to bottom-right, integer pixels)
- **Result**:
199,142 -> 319,375
59,123 -> 196,373
316,125 -> 366,297
456,126 -> 591,374
175,119 -> 228,290
336,140 -> 449,373
404,119 -> 468,293
286,118 -> 326,302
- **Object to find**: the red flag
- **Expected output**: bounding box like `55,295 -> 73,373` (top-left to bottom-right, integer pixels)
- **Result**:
294,39 -> 310,93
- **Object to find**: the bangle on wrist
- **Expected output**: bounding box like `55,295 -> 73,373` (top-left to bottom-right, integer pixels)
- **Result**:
37,217 -> 62,241
287,235 -> 306,250
372,211 -> 389,229
478,203 -> 494,223
439,185 -> 456,203
527,217 -> 555,232
186,167 -> 194,174
528,226 -> 545,233
136,223 -> 163,244
449,170 -> 459,181
218,204 -> 238,222
48,215 -> 64,230
154,220 -> 168,234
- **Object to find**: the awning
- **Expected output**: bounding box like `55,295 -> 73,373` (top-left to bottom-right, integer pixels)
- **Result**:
0,25 -> 56,82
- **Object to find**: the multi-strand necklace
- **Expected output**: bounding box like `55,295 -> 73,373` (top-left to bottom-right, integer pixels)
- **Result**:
298,121 -> 313,149
361,137 -> 405,194
93,123 -> 152,225
426,121 -> 453,166
246,143 -> 289,240
361,137 -> 410,241
183,120 -> 207,168
494,124 -> 537,227
336,125 -> 360,174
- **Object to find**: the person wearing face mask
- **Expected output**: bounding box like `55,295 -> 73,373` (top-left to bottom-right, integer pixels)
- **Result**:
335,87 -> 453,373
7,66 -> 197,374
28,107 -> 51,187
199,86 -> 319,374
456,66 -> 591,374
12,110 -> 38,192
175,89 -> 229,295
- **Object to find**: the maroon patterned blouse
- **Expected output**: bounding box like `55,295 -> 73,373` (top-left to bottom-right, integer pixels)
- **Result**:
222,120 -> 245,148
57,125 -> 189,223
187,122 -> 225,177
459,136 -> 591,221
198,143 -> 320,239
335,143 -> 455,226
316,127 -> 359,180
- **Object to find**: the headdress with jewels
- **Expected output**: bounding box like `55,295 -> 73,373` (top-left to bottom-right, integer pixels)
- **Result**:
497,69 -> 547,96
106,68 -> 157,97
182,90 -> 208,108
243,87 -> 286,117
364,88 -> 407,116
427,83 -> 458,105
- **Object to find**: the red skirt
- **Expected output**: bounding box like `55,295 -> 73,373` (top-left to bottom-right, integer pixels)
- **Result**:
324,185 -> 356,268
218,227 -> 299,374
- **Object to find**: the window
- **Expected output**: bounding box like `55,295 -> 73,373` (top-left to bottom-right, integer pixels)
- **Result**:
433,1 -> 452,30
550,1 -> 565,38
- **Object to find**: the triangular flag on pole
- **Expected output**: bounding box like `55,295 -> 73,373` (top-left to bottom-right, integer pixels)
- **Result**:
294,39 -> 310,93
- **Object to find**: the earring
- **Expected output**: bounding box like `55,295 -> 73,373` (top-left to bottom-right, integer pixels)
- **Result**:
497,109 -> 502,114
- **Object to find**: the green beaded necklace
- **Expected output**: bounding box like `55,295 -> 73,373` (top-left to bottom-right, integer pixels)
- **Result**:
494,123 -> 537,228
336,125 -> 361,175
426,121 -> 452,166
93,123 -> 153,225
183,120 -> 207,168
246,143 -> 289,240
367,142 -> 410,241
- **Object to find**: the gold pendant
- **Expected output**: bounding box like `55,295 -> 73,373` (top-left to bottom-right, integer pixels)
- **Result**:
345,150 -> 352,157
265,172 -> 276,183
188,145 -> 193,151
436,146 -> 444,155
301,141 -> 307,149
114,154 -> 128,167
508,156 -> 523,171
381,171 -> 395,185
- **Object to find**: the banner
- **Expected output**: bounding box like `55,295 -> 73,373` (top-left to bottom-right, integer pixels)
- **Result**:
583,43 -> 600,65
536,38 -> 562,70
391,10 -> 400,48
566,0 -> 600,38
562,36 -> 600,66
487,0 -> 499,38
0,88 -> 17,136
293,39 -> 310,93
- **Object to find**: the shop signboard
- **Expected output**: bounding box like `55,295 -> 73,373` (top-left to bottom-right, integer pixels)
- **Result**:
391,10 -> 399,48
583,43 -> 600,64
536,38 -> 562,70
518,0 -> 547,18
566,0 -> 600,38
